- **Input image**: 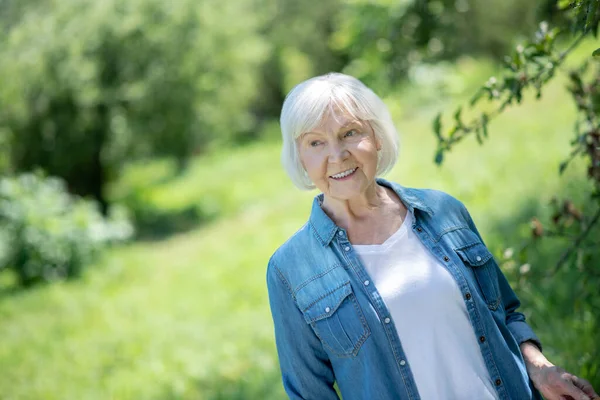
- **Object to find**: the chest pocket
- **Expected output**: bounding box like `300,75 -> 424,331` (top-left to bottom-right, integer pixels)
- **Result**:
297,282 -> 370,357
455,242 -> 502,310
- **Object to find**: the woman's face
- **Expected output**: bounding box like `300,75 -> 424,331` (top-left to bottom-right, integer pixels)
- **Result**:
297,111 -> 381,201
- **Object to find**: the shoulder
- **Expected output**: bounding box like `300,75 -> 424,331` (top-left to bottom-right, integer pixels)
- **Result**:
412,187 -> 467,214
389,180 -> 468,218
269,222 -> 314,265
400,185 -> 484,243
383,180 -> 477,239
265,222 -> 316,288
266,219 -> 345,296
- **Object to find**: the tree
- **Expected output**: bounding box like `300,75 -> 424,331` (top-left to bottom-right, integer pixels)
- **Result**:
330,0 -> 544,92
432,0 -> 600,385
251,0 -> 346,127
0,0 -> 268,212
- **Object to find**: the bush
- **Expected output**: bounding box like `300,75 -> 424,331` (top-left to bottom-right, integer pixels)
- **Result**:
0,173 -> 133,286
0,0 -> 268,208
122,190 -> 219,239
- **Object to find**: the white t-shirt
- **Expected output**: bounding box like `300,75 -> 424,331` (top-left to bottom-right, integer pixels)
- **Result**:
352,212 -> 499,400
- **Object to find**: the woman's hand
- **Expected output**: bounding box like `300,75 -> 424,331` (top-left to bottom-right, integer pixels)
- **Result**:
520,341 -> 599,400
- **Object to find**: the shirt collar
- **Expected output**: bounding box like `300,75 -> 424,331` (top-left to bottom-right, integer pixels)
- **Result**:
308,177 -> 434,246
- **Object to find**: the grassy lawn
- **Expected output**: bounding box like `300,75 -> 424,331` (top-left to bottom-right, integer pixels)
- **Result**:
0,45 -> 596,398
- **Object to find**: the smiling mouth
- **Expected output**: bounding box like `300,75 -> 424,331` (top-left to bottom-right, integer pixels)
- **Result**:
330,167 -> 358,180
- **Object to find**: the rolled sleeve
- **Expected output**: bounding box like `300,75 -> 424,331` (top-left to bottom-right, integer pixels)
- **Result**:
508,320 -> 542,351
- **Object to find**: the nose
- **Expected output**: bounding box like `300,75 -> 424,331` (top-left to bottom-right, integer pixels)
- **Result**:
328,140 -> 349,163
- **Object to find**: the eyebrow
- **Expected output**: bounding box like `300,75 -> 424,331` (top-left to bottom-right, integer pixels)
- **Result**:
338,119 -> 360,131
302,119 -> 361,138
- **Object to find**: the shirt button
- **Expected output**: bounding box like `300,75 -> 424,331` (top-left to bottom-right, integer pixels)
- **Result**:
384,317 -> 391,324
476,256 -> 482,262
465,292 -> 472,300
364,280 -> 370,286
495,379 -> 502,386
344,246 -> 350,251
325,307 -> 331,313
443,256 -> 450,262
400,360 -> 406,366
416,227 -> 423,232
338,231 -> 344,236
479,336 -> 486,343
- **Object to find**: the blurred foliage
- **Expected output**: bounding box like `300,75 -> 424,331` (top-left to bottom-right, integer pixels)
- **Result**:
120,189 -> 219,240
433,0 -> 600,386
0,0 -> 268,210
0,0 -> 563,233
0,173 -> 132,286
501,193 -> 600,384
251,0 -> 346,124
106,137 -> 289,239
332,0 -> 547,92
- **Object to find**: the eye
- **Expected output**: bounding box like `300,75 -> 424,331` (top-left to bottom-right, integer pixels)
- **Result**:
310,140 -> 322,147
344,129 -> 357,138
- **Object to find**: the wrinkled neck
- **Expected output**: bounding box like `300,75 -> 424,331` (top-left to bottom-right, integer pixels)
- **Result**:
321,182 -> 392,228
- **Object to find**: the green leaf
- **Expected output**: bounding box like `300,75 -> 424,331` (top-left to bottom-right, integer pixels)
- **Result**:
558,0 -> 576,11
559,161 -> 569,175
433,112 -> 442,140
535,81 -> 543,99
515,87 -> 523,103
453,106 -> 463,126
585,0 -> 599,31
475,127 -> 483,145
448,126 -> 459,139
593,47 -> 600,57
481,113 -> 489,138
434,149 -> 444,165
574,1 -> 589,32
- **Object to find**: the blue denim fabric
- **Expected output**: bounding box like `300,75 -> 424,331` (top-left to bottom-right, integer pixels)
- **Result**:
266,178 -> 543,400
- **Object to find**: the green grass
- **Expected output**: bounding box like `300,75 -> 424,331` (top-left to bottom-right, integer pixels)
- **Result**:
0,44 -> 598,398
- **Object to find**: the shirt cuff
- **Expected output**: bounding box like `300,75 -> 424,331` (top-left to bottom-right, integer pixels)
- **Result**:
508,320 -> 542,352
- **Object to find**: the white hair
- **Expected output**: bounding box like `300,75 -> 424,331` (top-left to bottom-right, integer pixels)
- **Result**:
280,72 -> 400,190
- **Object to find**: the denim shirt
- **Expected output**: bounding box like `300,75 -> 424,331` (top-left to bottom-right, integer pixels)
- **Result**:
266,178 -> 543,400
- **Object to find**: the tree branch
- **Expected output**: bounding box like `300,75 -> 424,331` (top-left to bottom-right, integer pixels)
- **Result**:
446,31 -> 590,149
552,206 -> 600,274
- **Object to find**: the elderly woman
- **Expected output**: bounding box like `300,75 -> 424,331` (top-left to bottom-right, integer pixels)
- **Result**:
266,73 -> 598,400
